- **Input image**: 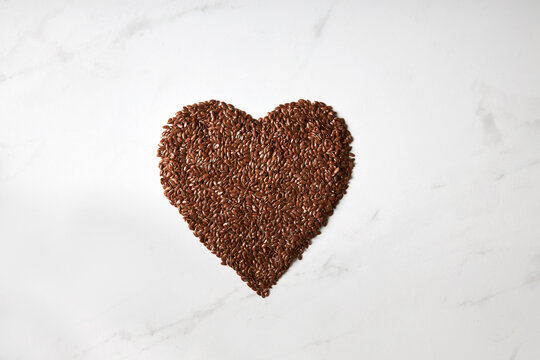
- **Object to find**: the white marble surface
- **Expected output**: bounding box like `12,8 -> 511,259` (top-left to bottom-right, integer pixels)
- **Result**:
1,0 -> 540,359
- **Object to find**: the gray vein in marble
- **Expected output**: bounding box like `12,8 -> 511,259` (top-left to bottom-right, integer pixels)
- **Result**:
476,249 -> 494,256
493,158 -> 540,185
113,1 -> 238,46
370,209 -> 379,222
289,1 -> 338,81
0,1 -> 71,77
239,292 -> 257,300
476,83 -> 540,130
313,1 -> 336,37
477,105 -> 502,145
319,256 -> 349,278
457,249 -> 497,276
72,331 -> 126,359
75,290 -> 237,360
460,271 -> 540,307
516,159 -> 540,171
265,329 -> 359,359
0,138 -> 45,183
0,1 -> 237,85
51,278 -> 167,357
117,291 -> 237,359
143,289 -> 236,337
302,330 -> 357,349
509,345 -> 520,360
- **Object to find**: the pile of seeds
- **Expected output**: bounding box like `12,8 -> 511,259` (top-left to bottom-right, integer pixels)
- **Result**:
158,100 -> 354,297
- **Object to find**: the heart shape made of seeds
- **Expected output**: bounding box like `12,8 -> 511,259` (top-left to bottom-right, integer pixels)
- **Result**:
158,100 -> 354,297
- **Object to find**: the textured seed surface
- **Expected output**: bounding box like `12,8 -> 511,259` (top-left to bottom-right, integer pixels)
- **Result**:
157,100 -> 354,297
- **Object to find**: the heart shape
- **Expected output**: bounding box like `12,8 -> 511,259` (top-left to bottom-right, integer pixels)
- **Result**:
158,100 -> 354,297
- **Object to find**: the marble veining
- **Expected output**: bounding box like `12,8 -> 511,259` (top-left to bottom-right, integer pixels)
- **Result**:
1,0 -> 540,359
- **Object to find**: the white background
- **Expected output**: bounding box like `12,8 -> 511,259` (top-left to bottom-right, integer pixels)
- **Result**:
1,0 -> 540,359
